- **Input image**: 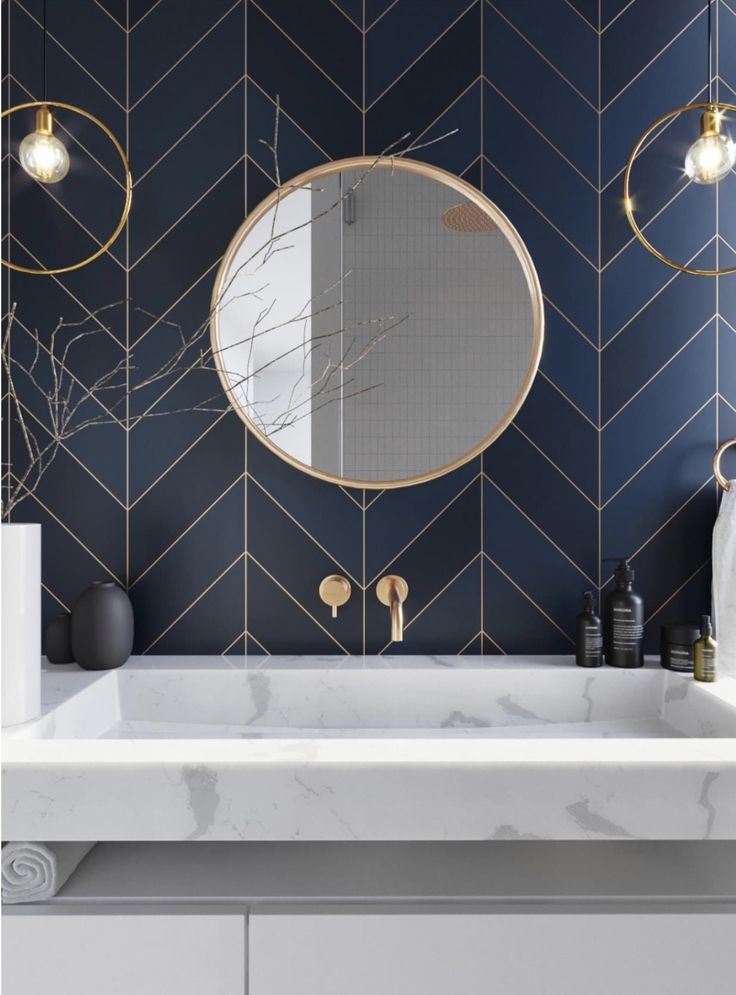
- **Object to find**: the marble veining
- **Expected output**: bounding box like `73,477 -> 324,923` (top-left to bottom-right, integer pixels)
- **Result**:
3,656 -> 736,842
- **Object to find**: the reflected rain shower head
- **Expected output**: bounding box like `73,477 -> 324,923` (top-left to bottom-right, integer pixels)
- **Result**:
441,201 -> 497,233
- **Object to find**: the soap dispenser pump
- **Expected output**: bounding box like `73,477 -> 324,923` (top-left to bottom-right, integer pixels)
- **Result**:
603,558 -> 644,668
576,591 -> 603,668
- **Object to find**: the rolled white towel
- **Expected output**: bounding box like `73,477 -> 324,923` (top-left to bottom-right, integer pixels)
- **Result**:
2,842 -> 96,904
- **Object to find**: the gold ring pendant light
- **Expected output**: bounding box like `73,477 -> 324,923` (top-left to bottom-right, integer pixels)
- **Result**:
623,0 -> 735,277
1,2 -> 131,275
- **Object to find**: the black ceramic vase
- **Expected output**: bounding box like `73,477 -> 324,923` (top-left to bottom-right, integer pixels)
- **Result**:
44,612 -> 75,664
71,582 -> 134,671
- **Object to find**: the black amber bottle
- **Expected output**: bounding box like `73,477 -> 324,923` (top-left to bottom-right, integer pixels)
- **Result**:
576,591 -> 603,667
604,559 -> 644,668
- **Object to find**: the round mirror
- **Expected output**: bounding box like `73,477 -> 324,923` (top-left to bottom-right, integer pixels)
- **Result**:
211,157 -> 543,488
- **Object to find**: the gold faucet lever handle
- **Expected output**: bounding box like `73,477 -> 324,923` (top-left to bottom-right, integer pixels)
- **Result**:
319,575 -> 352,618
376,575 -> 409,642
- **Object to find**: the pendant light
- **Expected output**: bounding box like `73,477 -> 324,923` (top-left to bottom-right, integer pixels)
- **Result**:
18,0 -> 70,184
1,1 -> 132,276
684,0 -> 735,184
623,0 -> 736,277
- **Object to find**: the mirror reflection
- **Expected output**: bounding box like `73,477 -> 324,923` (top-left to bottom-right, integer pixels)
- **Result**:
212,158 -> 543,487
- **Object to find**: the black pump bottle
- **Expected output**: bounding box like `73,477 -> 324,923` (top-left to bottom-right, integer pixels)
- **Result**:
576,591 -> 603,668
604,558 -> 644,668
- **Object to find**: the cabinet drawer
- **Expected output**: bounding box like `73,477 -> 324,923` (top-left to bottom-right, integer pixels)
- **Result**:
2,914 -> 245,995
250,912 -> 733,995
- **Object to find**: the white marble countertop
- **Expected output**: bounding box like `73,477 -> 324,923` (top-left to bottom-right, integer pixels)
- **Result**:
3,655 -> 736,842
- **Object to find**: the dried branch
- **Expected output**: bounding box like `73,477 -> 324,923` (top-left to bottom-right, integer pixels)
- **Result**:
3,99 -> 457,517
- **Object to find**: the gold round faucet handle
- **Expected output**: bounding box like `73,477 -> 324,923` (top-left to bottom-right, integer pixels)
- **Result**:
319,575 -> 352,618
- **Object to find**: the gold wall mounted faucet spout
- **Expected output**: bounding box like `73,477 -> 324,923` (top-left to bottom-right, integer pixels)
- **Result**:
376,575 -> 409,642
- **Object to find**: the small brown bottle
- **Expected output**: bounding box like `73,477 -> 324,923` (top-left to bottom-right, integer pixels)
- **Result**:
694,615 -> 717,683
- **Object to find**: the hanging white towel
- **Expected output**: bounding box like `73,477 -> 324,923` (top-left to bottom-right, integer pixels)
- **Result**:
713,480 -> 736,678
1,842 -> 95,904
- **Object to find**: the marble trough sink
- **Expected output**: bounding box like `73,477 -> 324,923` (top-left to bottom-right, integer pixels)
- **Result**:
3,656 -> 736,841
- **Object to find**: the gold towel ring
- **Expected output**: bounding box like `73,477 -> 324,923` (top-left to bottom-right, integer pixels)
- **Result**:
1,101 -> 132,276
713,439 -> 736,491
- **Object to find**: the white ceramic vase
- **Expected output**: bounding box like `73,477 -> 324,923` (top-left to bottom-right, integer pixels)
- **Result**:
1,522 -> 41,726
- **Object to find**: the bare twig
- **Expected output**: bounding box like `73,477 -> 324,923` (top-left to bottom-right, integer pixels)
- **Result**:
3,99 -> 457,517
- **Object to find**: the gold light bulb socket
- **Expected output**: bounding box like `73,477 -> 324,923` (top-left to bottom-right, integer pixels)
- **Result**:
699,107 -> 722,139
34,105 -> 54,136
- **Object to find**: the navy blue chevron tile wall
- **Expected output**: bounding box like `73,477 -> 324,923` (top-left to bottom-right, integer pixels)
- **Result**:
3,0 -> 733,656
600,0 -> 730,650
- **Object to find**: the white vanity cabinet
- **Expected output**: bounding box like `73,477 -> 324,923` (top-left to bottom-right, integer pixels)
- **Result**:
4,906 -> 733,995
249,912 -> 735,995
2,912 -> 246,995
2,843 -> 735,995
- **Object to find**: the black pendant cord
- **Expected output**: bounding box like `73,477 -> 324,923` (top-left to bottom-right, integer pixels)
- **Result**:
42,0 -> 48,104
707,0 -> 713,105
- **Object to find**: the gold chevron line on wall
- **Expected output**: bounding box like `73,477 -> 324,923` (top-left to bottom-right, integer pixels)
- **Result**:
626,478 -> 716,570
603,236 -> 718,346
366,0 -> 400,33
42,581 -> 69,611
645,558 -> 712,624
133,257 -> 223,347
130,474 -> 246,587
484,552 -> 576,645
14,399 -> 127,508
130,155 -> 245,268
602,317 -> 717,427
92,0 -> 125,33
510,424 -> 598,507
10,476 -> 124,584
484,475 -> 597,584
134,76 -> 246,186
129,2 -> 242,111
365,1 -> 478,111
250,0 -> 363,111
378,554 -> 482,655
15,0 -> 127,110
484,157 -> 597,267
328,0 -> 361,34
8,236 -> 128,347
144,552 -> 246,653
600,7 -> 707,113
247,553 -> 351,654
247,472 -> 363,588
538,372 -> 598,430
488,2 -> 597,111
366,474 -> 481,587
458,631 -> 483,654
483,629 -> 506,654
128,411 -> 234,507
483,77 -> 597,190
8,155 -> 127,269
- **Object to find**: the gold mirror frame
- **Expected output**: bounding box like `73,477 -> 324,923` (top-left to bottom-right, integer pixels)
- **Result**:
1,101 -> 132,276
211,156 -> 544,490
623,101 -> 736,277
